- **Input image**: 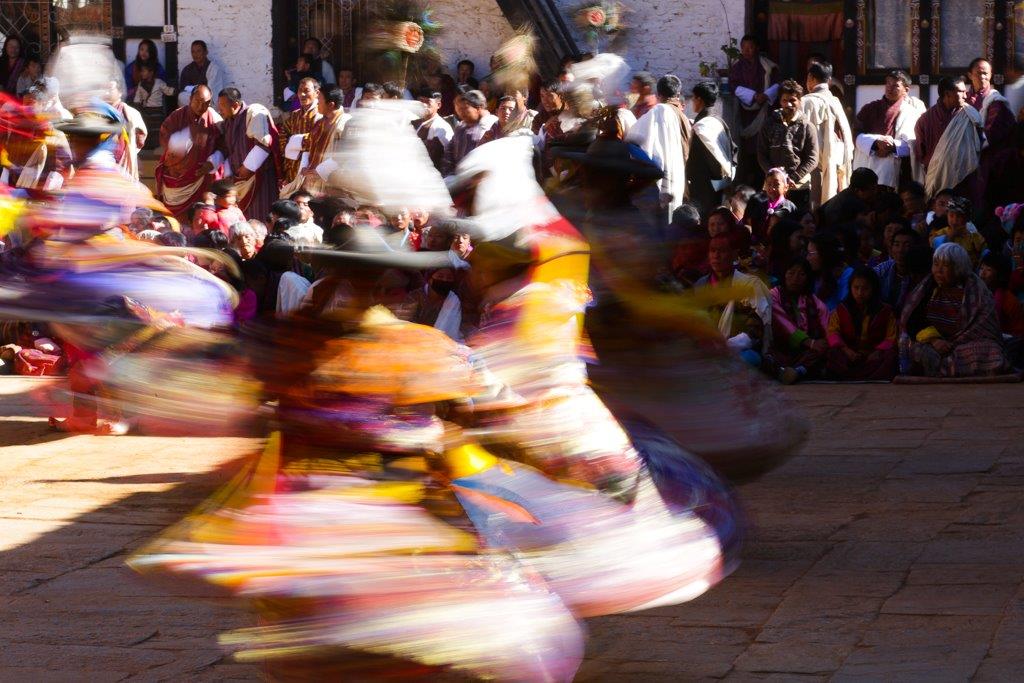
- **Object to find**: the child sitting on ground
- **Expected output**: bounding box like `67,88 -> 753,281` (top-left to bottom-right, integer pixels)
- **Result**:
826,265 -> 897,380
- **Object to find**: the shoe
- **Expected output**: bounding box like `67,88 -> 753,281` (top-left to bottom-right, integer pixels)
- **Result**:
777,367 -> 799,385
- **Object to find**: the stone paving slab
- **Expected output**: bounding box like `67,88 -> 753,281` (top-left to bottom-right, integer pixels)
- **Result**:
0,379 -> 1022,680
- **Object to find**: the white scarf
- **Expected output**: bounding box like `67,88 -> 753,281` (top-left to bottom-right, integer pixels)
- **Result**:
692,113 -> 735,189
853,96 -> 926,188
626,102 -> 687,215
925,106 -> 983,198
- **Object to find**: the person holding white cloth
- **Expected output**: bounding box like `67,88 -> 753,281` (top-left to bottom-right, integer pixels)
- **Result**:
853,69 -> 925,190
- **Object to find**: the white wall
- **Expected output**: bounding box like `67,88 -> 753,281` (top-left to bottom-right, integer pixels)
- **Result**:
175,0 -> 274,106
431,0 -> 516,78
552,0 -> 746,90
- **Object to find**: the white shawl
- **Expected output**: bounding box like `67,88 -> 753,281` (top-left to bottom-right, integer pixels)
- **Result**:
853,96 -> 926,188
692,114 -> 735,190
626,102 -> 687,216
802,85 -> 853,207
925,106 -> 983,198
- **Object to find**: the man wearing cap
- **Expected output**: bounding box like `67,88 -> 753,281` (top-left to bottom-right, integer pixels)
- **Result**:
931,196 -> 986,267
216,87 -> 279,222
156,85 -> 224,221
853,69 -> 926,190
413,89 -> 453,172
441,90 -> 496,177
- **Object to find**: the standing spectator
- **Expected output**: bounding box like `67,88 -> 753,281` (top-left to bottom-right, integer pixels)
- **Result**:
177,40 -> 224,108
626,74 -> 692,224
456,59 -> 479,89
282,86 -> 350,198
688,81 -> 736,219
770,258 -> 830,383
106,78 -> 147,180
914,76 -> 983,199
414,90 -> 453,172
730,34 -> 780,188
802,61 -> 852,210
156,86 -> 223,222
630,71 -> 658,120
216,86 -> 278,223
441,90 -> 496,177
757,80 -> 818,212
302,38 -> 336,85
279,78 -> 322,186
875,226 -> 921,312
966,58 -> 1016,214
825,266 -> 897,380
124,39 -> 165,101
0,36 -> 26,95
336,67 -> 362,109
854,69 -> 925,190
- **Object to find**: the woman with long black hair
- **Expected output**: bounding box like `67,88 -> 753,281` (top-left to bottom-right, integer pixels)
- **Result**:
124,39 -> 165,101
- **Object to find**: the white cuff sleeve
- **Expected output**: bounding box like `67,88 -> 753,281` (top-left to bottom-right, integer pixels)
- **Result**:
284,87 -> 295,101
242,145 -> 269,172
222,159 -> 233,178
856,133 -> 881,155
764,84 -> 780,103
734,86 -> 755,107
44,172 -> 64,191
285,133 -> 305,160
207,150 -> 224,168
315,158 -> 339,181
299,151 -> 309,170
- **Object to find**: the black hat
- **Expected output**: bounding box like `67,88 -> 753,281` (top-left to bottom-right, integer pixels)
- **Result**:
54,108 -> 124,137
946,196 -> 971,216
552,137 -> 664,180
263,223 -> 454,271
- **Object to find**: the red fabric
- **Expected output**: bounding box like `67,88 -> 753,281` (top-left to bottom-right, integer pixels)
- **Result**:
216,205 -> 246,235
155,105 -> 222,218
857,97 -> 902,137
828,302 -> 896,352
16,348 -> 63,376
994,288 -> 1024,337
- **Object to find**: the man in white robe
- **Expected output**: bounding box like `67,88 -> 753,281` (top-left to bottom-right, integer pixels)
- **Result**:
853,69 -> 925,190
801,61 -> 853,209
686,81 -> 736,218
626,74 -> 691,224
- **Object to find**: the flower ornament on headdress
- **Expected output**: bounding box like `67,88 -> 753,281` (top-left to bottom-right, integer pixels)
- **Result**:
573,1 -> 625,52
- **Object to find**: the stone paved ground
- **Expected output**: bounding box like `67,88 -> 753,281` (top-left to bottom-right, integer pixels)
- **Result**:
1,378 -> 1022,681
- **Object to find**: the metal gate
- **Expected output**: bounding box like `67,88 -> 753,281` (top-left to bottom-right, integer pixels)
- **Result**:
0,0 -> 113,58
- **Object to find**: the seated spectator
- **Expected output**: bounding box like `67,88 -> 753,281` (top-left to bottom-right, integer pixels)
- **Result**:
875,226 -> 921,312
248,218 -> 268,250
15,56 -> 41,97
210,179 -> 245,235
695,234 -> 772,368
727,185 -> 756,224
900,180 -> 927,231
189,204 -> 220,240
818,167 -> 878,231
743,168 -> 797,244
405,268 -> 463,340
799,211 -> 817,239
900,242 -> 1008,377
978,252 -> 1024,338
924,188 -> 955,234
807,233 -> 852,310
930,196 -> 986,267
131,63 -> 175,111
229,221 -> 259,260
826,265 -> 897,380
765,218 -> 806,286
288,191 -> 324,245
852,223 -> 883,267
669,204 -> 709,287
769,258 -> 830,383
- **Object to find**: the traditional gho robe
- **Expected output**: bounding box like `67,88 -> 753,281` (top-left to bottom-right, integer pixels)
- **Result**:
177,59 -> 224,108
967,85 -> 1017,208
155,104 -> 224,220
279,103 -> 321,185
915,104 -> 984,198
1,121 -> 71,191
854,94 -> 926,189
687,109 -> 736,218
220,102 -> 279,221
279,107 -> 350,198
112,100 -> 147,181
626,100 -> 691,217
340,86 -> 363,110
801,83 -> 853,208
729,54 -> 780,141
414,113 -> 454,172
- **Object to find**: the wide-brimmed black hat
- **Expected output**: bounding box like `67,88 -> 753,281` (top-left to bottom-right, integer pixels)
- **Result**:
54,108 -> 124,137
552,137 -> 664,180
263,224 -> 455,271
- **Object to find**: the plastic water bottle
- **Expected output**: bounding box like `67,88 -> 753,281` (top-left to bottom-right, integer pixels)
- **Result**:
898,333 -> 911,375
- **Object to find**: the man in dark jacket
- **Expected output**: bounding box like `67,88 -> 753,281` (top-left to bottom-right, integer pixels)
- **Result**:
687,80 -> 736,219
757,79 -> 818,212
